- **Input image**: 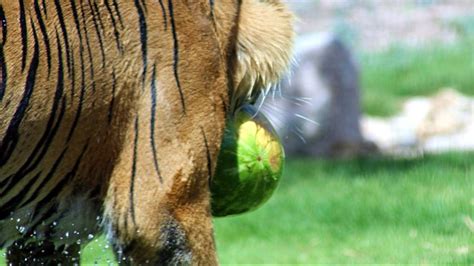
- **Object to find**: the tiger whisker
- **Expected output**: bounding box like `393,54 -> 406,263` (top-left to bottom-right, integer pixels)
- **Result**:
294,113 -> 319,126
290,127 -> 307,144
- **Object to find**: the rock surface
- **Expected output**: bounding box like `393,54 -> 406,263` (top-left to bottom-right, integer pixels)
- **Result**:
260,33 -> 376,158
361,88 -> 474,154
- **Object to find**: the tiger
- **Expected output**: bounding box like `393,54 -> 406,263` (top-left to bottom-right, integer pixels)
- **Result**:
0,0 -> 293,264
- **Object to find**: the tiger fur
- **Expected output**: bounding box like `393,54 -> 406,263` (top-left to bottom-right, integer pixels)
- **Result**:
0,0 -> 293,264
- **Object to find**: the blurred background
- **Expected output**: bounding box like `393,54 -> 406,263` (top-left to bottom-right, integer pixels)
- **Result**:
5,1 -> 470,264
209,0 -> 474,264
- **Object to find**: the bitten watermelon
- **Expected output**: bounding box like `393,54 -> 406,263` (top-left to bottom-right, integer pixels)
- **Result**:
211,105 -> 284,217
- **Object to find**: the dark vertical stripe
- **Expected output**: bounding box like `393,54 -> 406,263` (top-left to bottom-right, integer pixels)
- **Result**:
0,44 -> 6,101
67,0 -> 87,141
200,127 -> 213,179
104,0 -> 123,53
92,1 -> 107,38
0,5 -> 7,43
134,0 -> 148,86
150,65 -> 163,183
79,0 -> 96,92
108,68 -> 117,123
209,0 -> 215,18
41,0 -> 48,18
69,0 -> 84,56
224,1 -> 241,110
0,20 -> 40,166
54,0 -> 75,98
86,0 -> 106,68
34,0 -> 52,74
168,0 -> 186,114
92,1 -> 105,34
111,0 -> 124,28
0,5 -> 5,100
91,0 -> 109,68
158,0 -> 167,30
18,0 -> 28,71
53,0 -> 72,74
220,94 -> 228,114
130,116 -> 139,225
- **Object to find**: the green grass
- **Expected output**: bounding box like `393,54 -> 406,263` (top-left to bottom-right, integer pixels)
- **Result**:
213,153 -> 473,264
3,153 -> 471,264
361,40 -> 474,116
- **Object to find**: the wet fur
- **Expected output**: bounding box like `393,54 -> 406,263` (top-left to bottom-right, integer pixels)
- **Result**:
0,0 -> 293,264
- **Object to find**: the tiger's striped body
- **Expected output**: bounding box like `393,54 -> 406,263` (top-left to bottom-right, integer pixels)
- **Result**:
0,0 -> 293,264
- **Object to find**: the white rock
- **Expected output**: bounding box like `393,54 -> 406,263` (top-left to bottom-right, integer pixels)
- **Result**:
362,88 -> 474,155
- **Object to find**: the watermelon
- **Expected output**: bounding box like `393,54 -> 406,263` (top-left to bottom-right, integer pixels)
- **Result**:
211,105 -> 285,217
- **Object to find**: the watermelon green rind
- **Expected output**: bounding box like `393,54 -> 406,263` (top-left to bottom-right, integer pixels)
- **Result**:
211,105 -> 284,217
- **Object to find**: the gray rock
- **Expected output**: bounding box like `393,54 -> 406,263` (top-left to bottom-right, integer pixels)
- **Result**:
260,33 -> 377,157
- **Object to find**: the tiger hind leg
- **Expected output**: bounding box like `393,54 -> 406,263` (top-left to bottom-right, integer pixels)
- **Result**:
6,239 -> 81,265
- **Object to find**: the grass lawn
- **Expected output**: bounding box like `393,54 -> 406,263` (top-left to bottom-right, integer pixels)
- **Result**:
361,40 -> 474,116
2,153 -> 472,264
213,153 -> 473,264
